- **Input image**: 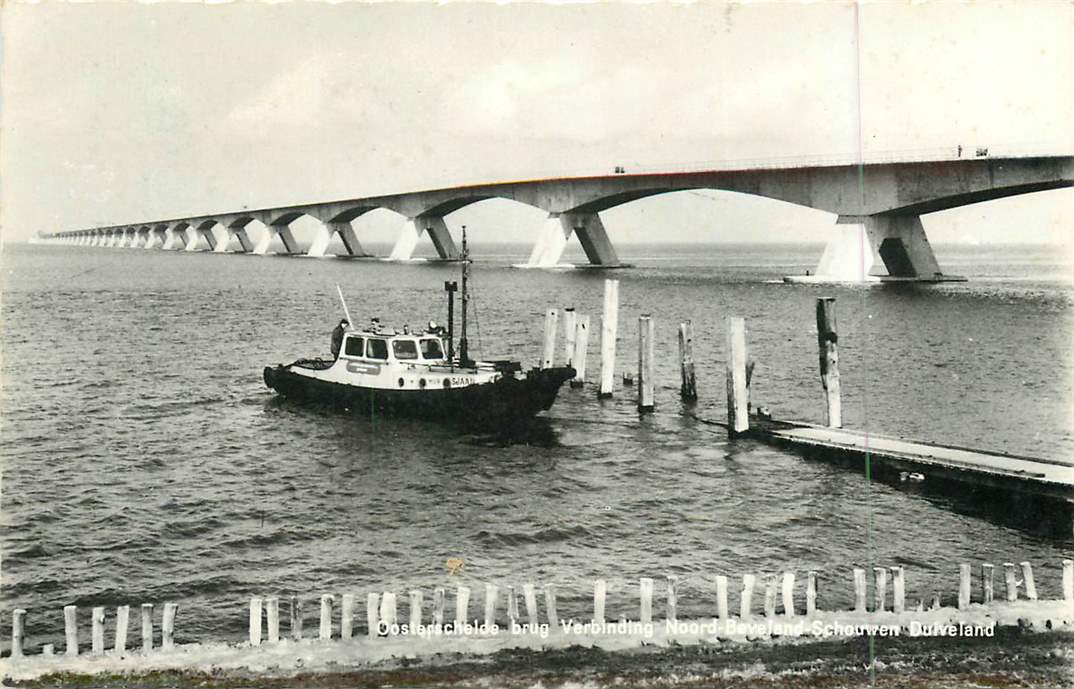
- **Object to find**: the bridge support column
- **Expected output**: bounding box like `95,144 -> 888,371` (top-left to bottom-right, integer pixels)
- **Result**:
526,215 -> 573,267
221,226 -> 253,253
137,229 -> 151,248
184,227 -> 202,251
790,214 -> 962,283
147,227 -> 167,249
560,212 -> 620,266
388,219 -> 421,261
162,227 -> 182,250
253,224 -> 298,255
388,216 -> 459,261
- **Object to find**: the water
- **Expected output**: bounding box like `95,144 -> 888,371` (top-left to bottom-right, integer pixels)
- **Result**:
2,241 -> 1072,649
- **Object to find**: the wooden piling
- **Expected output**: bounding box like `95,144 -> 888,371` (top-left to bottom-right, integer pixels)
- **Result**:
931,592 -> 941,610
593,580 -> 606,624
981,564 -> 994,604
433,588 -> 446,626
249,598 -> 263,646
266,597 -> 280,643
678,321 -> 697,400
484,584 -> 498,628
853,569 -> 867,612
1063,560 -> 1073,602
1020,562 -> 1038,600
408,591 -> 422,632
113,606 -> 129,655
891,567 -> 905,614
366,593 -> 379,638
763,574 -> 778,618
740,574 -> 756,619
815,297 -> 842,428
64,605 -> 78,657
11,609 -> 25,658
958,564 -> 971,610
291,596 -> 304,640
320,594 -> 334,640
42,644 -> 54,657
715,575 -> 729,619
639,577 -> 654,624
161,603 -> 177,650
380,592 -> 397,632
92,606 -> 106,655
544,584 -> 559,629
806,572 -> 818,614
666,576 -> 678,623
507,586 -> 519,626
599,279 -> 619,398
726,317 -> 749,436
455,586 -> 470,627
874,567 -> 888,612
781,572 -> 795,618
1003,563 -> 1018,601
523,583 -> 538,625
140,604 -> 153,654
571,315 -> 590,388
563,308 -> 577,367
541,310 -> 559,369
339,595 -> 353,640
637,315 -> 655,412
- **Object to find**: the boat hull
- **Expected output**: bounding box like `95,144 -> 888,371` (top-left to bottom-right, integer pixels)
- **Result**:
264,364 -> 575,426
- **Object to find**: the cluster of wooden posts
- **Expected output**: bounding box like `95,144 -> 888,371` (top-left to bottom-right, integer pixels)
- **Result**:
6,602 -> 178,660
541,280 -> 839,427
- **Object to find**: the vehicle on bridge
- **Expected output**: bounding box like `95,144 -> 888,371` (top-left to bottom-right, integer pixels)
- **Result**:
263,230 -> 575,426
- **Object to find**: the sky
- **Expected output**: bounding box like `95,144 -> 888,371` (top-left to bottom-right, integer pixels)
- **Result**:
1,1 -> 1072,248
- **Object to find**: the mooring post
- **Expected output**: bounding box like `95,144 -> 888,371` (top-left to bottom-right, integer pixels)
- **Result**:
63,605 -> 78,656
931,592 -> 941,610
523,583 -> 538,626
161,603 -> 177,650
981,564 -> 994,604
1003,563 -> 1018,601
91,606 -> 105,655
114,605 -> 129,655
593,580 -> 606,624
678,321 -> 697,401
320,594 -> 334,640
891,567 -> 905,614
339,595 -> 353,640
806,571 -> 818,614
408,591 -> 422,633
571,315 -> 590,388
740,574 -> 756,619
1063,560 -> 1074,602
455,586 -> 470,628
541,309 -> 559,369
249,598 -> 263,646
433,588 -> 446,626
507,586 -> 519,627
1019,562 -> 1037,600
637,315 -> 655,412
958,564 -> 971,610
484,584 -> 498,629
853,569 -> 867,612
366,593 -> 379,639
715,575 -> 729,619
726,317 -> 749,436
763,574 -> 778,618
599,279 -> 619,398
381,593 -> 398,633
11,609 -> 25,658
815,297 -> 842,428
266,597 -> 280,643
291,596 -> 304,640
42,644 -> 54,657
140,604 -> 153,654
666,575 -> 678,623
781,572 -> 795,618
639,577 -> 654,624
544,584 -> 559,630
563,308 -> 577,367
874,567 -> 888,612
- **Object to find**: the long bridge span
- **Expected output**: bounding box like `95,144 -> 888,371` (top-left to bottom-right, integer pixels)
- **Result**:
42,149 -> 1073,282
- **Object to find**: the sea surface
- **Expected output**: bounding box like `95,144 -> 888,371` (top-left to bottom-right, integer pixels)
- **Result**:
1,241 -> 1072,650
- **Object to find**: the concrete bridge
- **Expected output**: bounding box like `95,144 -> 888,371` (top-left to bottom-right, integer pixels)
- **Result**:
42,151 -> 1073,281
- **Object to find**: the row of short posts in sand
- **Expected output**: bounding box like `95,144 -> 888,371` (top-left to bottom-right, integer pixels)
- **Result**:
239,559 -> 1074,645
7,602 -> 178,659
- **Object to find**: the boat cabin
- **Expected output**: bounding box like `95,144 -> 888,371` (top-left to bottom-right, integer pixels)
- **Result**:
339,329 -> 447,365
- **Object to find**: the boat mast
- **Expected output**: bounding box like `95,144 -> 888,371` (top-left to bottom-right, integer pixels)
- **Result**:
459,226 -> 473,367
444,280 -> 457,370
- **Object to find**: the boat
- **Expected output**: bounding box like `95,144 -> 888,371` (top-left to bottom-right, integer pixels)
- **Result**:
263,228 -> 576,426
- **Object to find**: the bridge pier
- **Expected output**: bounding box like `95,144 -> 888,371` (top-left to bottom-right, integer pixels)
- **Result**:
162,227 -> 183,250
525,212 -> 621,268
253,224 -> 298,255
220,225 -> 254,253
388,216 -> 459,261
787,214 -> 964,283
307,221 -> 370,258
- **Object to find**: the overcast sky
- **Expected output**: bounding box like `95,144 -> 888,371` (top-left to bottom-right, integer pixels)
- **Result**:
2,1 -> 1072,246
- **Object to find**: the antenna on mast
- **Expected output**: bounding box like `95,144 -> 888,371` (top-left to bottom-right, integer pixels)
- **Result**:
459,226 -> 473,368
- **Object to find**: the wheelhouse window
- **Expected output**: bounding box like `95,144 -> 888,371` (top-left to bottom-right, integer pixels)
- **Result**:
420,338 -> 445,360
366,338 -> 388,360
392,339 -> 419,360
344,336 -> 364,357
